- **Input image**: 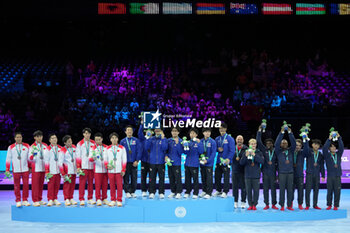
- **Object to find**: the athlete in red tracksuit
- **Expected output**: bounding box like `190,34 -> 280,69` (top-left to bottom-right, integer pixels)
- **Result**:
89,132 -> 109,206
5,132 -> 31,207
76,128 -> 96,205
59,135 -> 78,206
29,130 -> 49,207
104,132 -> 127,207
44,133 -> 63,206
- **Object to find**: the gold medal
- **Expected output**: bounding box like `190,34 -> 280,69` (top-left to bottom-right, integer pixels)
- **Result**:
314,163 -> 318,167
236,157 -> 240,161
334,164 -> 338,168
251,162 -> 254,166
268,161 -> 272,165
285,160 -> 290,164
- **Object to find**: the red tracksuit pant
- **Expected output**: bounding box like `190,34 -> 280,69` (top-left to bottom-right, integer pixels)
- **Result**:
47,174 -> 61,201
13,171 -> 29,202
108,173 -> 123,202
79,169 -> 94,201
63,174 -> 76,200
32,171 -> 45,202
94,173 -> 108,201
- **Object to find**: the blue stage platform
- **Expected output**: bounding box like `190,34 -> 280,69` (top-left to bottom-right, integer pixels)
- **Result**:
11,197 -> 347,223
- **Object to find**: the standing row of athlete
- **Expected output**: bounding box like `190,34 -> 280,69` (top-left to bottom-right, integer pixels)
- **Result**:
6,122 -> 343,210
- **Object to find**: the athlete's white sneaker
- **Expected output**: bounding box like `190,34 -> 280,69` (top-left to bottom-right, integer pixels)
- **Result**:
117,201 -> 122,207
39,201 -> 47,205
192,195 -> 198,199
149,193 -> 155,199
184,193 -> 190,198
234,202 -> 238,209
96,199 -> 102,206
103,199 -> 109,205
22,201 -> 31,206
88,199 -> 96,205
65,199 -> 71,206
70,199 -> 77,205
241,202 -> 246,209
80,200 -> 85,206
108,201 -> 116,207
47,200 -> 54,207
213,191 -> 222,197
199,192 -> 206,198
33,202 -> 40,207
159,194 -> 165,199
221,192 -> 227,198
204,194 -> 211,199
168,193 -> 175,198
131,193 -> 137,198
16,202 -> 22,207
54,200 -> 61,206
142,192 -> 148,197
175,193 -> 182,199
126,193 -> 132,198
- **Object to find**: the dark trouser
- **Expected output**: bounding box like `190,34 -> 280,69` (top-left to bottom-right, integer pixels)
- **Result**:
168,165 -> 182,194
232,172 -> 246,202
149,164 -> 165,194
141,161 -> 150,192
327,176 -> 341,207
200,165 -> 213,195
292,176 -> 304,205
215,164 -> 230,193
279,173 -> 293,207
305,173 -> 320,207
263,174 -> 277,206
123,162 -> 138,194
185,166 -> 199,195
245,178 -> 260,207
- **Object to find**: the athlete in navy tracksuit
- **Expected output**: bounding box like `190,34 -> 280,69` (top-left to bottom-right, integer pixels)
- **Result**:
214,123 -> 235,198
322,133 -> 343,210
166,127 -> 183,198
200,128 -> 217,198
256,128 -> 278,210
274,127 -> 296,211
231,135 -> 247,207
120,125 -> 142,197
240,139 -> 264,210
292,139 -> 305,210
303,139 -> 325,210
144,129 -> 168,198
138,124 -> 151,196
184,128 -> 204,198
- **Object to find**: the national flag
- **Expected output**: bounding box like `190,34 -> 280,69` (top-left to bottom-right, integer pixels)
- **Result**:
98,3 -> 126,15
163,3 -> 192,14
230,3 -> 258,14
196,3 -> 225,15
262,3 -> 293,15
130,3 -> 160,14
296,3 -> 326,15
330,3 -> 350,15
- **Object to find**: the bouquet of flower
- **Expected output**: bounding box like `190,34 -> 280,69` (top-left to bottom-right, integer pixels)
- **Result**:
282,121 -> 291,132
91,150 -> 102,161
45,173 -> 53,182
329,127 -> 339,141
77,169 -> 85,176
4,171 -> 12,179
31,145 -> 40,157
247,145 -> 254,160
107,160 -> 115,170
63,174 -> 72,183
144,129 -> 154,139
165,158 -> 174,166
261,119 -> 267,133
182,137 -> 190,151
220,157 -> 231,168
299,123 -> 311,143
199,153 -> 208,165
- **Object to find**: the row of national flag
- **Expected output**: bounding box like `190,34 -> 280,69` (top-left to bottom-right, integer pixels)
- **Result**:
98,2 -> 350,15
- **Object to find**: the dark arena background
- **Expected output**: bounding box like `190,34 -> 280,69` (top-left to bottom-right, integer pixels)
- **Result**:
1,0 -> 350,232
